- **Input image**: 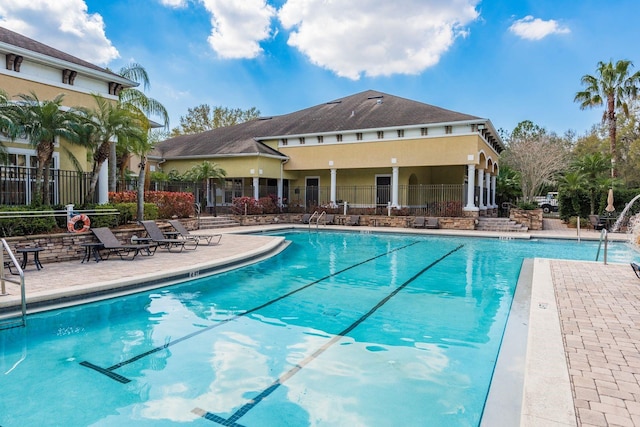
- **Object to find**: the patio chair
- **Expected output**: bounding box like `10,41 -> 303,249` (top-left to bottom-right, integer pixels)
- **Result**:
413,217 -> 426,228
588,215 -> 606,231
91,227 -> 157,261
631,262 -> 640,279
168,219 -> 221,246
346,215 -> 360,226
301,214 -> 312,224
324,214 -> 335,225
140,221 -> 195,252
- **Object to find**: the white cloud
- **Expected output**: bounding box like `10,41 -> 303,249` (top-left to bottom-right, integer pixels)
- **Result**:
509,15 -> 570,41
201,0 -> 276,59
159,0 -> 189,7
278,0 -> 480,80
0,0 -> 119,66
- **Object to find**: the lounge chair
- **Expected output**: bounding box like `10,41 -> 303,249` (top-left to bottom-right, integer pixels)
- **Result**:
425,217 -> 439,229
91,227 -> 157,260
631,262 -> 640,279
346,215 -> 360,226
413,217 -> 426,228
140,221 -> 196,252
301,214 -> 311,224
324,214 -> 335,225
168,219 -> 221,246
588,215 -> 606,231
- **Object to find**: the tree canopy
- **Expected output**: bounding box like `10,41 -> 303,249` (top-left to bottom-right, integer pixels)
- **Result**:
170,104 -> 260,136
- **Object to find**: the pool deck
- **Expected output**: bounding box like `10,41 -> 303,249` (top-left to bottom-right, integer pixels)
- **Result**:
1,219 -> 639,426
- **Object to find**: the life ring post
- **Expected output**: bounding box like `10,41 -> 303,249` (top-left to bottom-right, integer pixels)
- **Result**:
67,214 -> 91,233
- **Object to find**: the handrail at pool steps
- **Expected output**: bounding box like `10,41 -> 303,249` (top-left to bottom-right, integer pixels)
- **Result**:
315,211 -> 326,228
308,211 -> 319,229
0,238 -> 26,329
595,228 -> 608,264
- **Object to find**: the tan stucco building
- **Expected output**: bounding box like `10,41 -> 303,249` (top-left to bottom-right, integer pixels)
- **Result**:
152,90 -> 504,216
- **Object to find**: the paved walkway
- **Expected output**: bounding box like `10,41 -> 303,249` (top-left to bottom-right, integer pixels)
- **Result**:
1,219 -> 639,426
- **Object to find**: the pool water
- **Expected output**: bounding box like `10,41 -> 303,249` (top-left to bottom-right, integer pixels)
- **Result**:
0,231 -> 638,426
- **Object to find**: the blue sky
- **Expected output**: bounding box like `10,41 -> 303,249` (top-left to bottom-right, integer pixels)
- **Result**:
0,0 -> 638,136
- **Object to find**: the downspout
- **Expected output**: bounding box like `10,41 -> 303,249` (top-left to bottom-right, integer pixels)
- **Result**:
280,157 -> 290,208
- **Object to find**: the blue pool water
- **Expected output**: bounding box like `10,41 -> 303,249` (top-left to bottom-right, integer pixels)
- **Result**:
0,231 -> 638,426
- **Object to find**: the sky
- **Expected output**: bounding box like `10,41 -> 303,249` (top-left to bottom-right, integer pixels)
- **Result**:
0,0 -> 638,137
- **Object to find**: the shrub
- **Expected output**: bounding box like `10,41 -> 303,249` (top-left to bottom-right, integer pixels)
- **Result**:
109,191 -> 195,219
0,206 -> 57,237
231,196 -> 263,215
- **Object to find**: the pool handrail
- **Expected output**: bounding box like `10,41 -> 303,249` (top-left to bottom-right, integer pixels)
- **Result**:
0,238 -> 26,329
595,228 -> 608,264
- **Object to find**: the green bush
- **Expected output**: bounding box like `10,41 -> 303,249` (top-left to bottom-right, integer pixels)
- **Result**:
0,206 -> 57,237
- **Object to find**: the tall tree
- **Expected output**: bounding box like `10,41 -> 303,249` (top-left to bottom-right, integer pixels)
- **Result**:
575,59 -> 640,177
109,62 -> 170,191
186,161 -> 227,216
75,94 -> 146,202
573,152 -> 611,214
501,120 -> 570,203
12,92 -> 79,205
129,128 -> 161,221
170,104 -> 260,136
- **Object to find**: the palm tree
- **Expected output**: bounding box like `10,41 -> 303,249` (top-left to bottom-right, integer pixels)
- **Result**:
110,63 -> 169,191
573,152 -> 611,214
12,92 -> 79,205
186,161 -> 227,216
75,94 -> 146,202
128,127 -> 157,222
575,60 -> 640,178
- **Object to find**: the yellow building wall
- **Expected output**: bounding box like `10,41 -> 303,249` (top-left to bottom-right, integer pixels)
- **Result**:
280,135 -> 484,170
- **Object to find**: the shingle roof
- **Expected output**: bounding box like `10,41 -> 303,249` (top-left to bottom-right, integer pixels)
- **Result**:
0,26 -> 122,78
153,90 -> 486,159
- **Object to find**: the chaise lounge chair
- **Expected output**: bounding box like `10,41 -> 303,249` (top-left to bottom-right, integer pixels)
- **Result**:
168,219 -> 221,246
324,214 -> 335,225
346,215 -> 360,226
425,217 -> 439,229
301,214 -> 312,224
91,227 -> 157,260
631,262 -> 640,279
140,220 -> 196,252
413,217 -> 426,228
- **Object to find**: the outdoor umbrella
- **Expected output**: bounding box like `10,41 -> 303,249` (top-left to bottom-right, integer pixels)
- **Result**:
605,188 -> 615,212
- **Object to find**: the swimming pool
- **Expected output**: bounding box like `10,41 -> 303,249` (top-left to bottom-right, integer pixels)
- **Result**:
0,231 -> 638,426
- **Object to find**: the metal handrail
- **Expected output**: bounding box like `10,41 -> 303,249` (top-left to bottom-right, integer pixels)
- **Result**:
308,211 -> 319,229
315,211 -> 327,228
1,238 -> 26,329
595,228 -> 608,264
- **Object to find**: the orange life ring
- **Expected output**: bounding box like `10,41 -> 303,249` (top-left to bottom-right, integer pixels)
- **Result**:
67,214 -> 91,233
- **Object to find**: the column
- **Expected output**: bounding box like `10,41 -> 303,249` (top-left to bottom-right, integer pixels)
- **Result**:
253,177 -> 259,200
464,164 -> 478,211
98,159 -> 109,204
477,168 -> 485,210
330,168 -> 337,207
491,175 -> 497,208
485,172 -> 491,209
391,166 -> 399,207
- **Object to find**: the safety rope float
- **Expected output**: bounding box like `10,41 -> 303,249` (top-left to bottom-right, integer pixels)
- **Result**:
67,214 -> 91,233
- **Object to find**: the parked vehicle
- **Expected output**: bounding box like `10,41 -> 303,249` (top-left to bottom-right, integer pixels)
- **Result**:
534,192 -> 559,213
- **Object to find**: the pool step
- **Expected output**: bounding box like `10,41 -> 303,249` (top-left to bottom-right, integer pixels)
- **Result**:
197,215 -> 241,229
475,217 -> 528,232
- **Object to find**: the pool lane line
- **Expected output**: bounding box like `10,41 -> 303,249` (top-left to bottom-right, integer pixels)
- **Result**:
79,239 -> 423,383
193,244 -> 465,426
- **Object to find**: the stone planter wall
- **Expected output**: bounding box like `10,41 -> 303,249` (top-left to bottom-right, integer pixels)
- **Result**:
509,208 -> 543,231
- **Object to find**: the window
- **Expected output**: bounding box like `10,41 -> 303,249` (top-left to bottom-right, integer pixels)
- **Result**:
356,132 -> 363,141
281,138 -> 288,146
336,134 -> 343,142
397,129 -> 404,137
299,137 -> 305,144
445,125 -> 453,134
317,135 -> 323,143
420,127 -> 428,136
377,131 -> 384,139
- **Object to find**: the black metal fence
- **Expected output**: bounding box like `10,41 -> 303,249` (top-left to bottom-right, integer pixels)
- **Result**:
1,167 -> 467,217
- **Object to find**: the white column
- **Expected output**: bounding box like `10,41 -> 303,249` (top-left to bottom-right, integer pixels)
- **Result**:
485,172 -> 491,209
98,159 -> 109,204
277,179 -> 283,207
253,177 -> 259,200
391,166 -> 399,207
330,168 -> 337,207
478,168 -> 485,210
491,175 -> 497,208
464,164 -> 478,211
